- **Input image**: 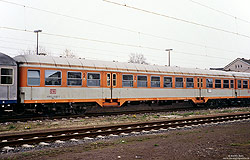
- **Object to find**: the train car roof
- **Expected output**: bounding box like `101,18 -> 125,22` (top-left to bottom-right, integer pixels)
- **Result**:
13,54 -> 250,78
0,52 -> 17,66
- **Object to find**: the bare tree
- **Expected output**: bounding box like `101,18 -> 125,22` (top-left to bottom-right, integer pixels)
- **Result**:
128,53 -> 149,64
61,49 -> 77,58
19,46 -> 50,56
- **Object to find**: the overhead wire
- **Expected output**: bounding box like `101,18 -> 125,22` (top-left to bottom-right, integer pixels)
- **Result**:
102,0 -> 250,39
0,0 -> 249,56
0,26 -> 162,51
0,26 -> 241,63
188,0 -> 250,24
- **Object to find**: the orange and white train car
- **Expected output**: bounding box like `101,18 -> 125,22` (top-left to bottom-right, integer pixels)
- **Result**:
14,55 -> 250,110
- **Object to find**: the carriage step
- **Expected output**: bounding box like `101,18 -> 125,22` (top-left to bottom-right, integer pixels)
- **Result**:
103,102 -> 120,107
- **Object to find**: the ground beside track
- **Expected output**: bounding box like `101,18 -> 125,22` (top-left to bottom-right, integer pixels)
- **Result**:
1,121 -> 249,160
0,107 -> 249,135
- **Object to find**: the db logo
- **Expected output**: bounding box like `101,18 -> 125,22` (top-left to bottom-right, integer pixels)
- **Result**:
50,89 -> 56,94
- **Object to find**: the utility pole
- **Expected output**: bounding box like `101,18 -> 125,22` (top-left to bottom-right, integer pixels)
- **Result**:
34,30 -> 42,55
165,49 -> 173,66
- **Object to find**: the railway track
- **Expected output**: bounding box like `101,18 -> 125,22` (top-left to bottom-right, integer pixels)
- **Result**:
0,112 -> 249,150
0,105 -> 247,123
0,106 -> 202,123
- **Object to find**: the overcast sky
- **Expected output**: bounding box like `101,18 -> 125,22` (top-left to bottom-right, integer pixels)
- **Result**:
0,0 -> 250,69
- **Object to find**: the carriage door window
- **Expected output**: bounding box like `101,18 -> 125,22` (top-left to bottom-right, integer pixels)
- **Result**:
27,70 -> 40,86
112,73 -> 117,87
243,80 -> 248,89
0,68 -> 13,84
107,73 -> 111,87
197,78 -> 203,88
237,80 -> 242,89
45,70 -> 62,85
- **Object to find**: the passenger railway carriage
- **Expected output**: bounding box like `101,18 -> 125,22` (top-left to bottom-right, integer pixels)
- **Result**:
0,53 -> 17,107
1,52 -> 250,115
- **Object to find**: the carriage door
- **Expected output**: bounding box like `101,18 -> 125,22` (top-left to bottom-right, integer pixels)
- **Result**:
235,79 -> 241,97
106,73 -> 117,99
197,77 -> 203,97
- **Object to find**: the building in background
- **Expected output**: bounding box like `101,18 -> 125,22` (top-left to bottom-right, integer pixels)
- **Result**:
223,58 -> 250,73
210,58 -> 250,73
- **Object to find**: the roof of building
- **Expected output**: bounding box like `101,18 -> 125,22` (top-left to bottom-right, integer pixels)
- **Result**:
0,52 -> 17,66
241,58 -> 250,65
14,54 -> 250,78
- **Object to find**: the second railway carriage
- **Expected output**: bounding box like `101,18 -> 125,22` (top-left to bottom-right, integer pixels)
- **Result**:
13,54 -> 250,113
0,53 -> 17,110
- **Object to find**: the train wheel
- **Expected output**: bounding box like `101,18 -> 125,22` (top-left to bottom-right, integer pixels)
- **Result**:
13,105 -> 26,116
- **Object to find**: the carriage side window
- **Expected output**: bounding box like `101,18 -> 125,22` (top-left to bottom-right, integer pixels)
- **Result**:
175,77 -> 183,88
0,68 -> 13,84
137,75 -> 147,87
67,71 -> 82,86
230,80 -> 234,88
122,74 -> 133,87
45,70 -> 61,85
206,78 -> 213,88
164,77 -> 172,88
237,80 -> 242,89
215,79 -> 221,88
186,78 -> 194,88
87,73 -> 100,87
151,76 -> 160,87
27,70 -> 40,86
223,80 -> 229,88
243,80 -> 248,88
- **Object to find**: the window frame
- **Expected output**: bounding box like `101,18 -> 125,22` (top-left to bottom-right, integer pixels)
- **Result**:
122,74 -> 134,87
87,72 -> 101,87
137,75 -> 148,88
186,77 -> 194,88
215,79 -> 222,88
151,76 -> 160,88
27,69 -> 40,86
223,79 -> 229,89
164,76 -> 172,88
67,71 -> 82,86
112,73 -> 117,87
243,80 -> 248,89
175,77 -> 183,88
107,73 -> 111,87
237,80 -> 242,89
197,78 -> 203,88
230,80 -> 234,89
45,70 -> 62,86
206,78 -> 213,88
0,67 -> 14,85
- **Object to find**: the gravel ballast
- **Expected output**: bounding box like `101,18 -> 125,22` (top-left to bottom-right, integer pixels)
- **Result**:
0,120 -> 249,160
